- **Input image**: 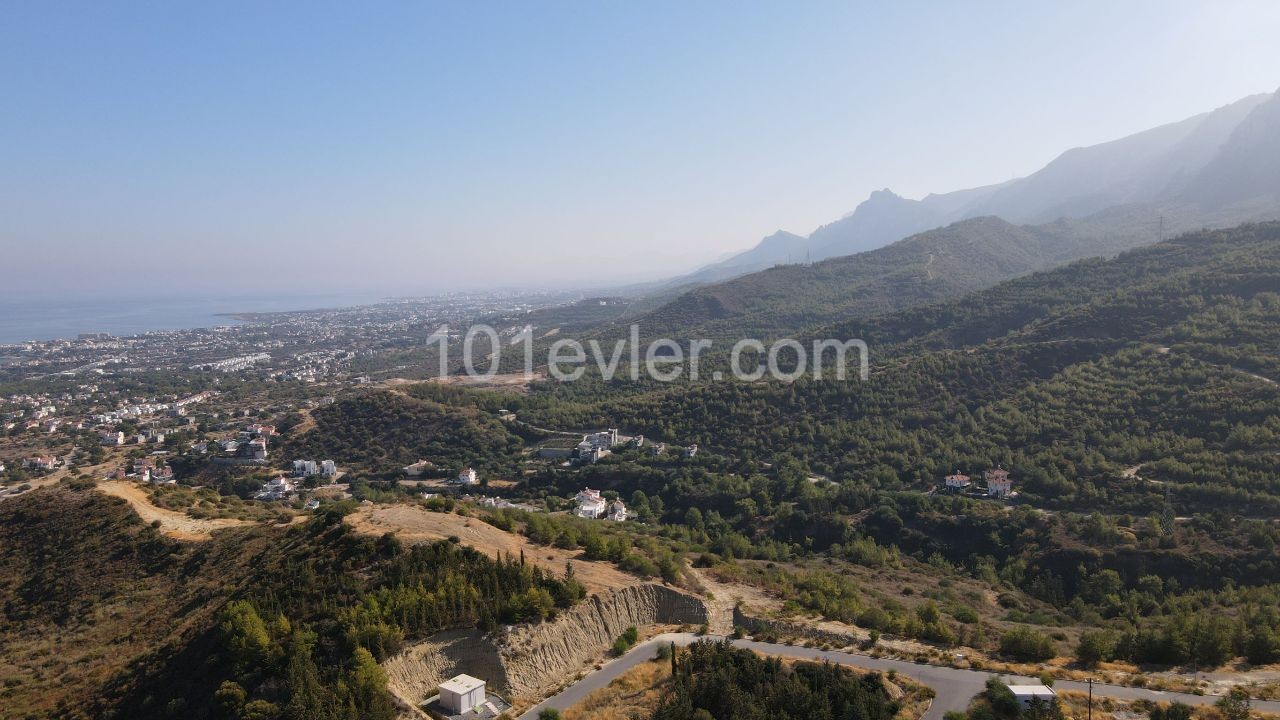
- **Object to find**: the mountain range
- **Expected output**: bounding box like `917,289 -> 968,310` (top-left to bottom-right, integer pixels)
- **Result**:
613,88 -> 1280,340
682,89 -> 1280,283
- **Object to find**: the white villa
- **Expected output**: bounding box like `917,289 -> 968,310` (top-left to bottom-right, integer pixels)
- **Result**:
255,476 -> 296,501
574,488 -> 607,519
456,467 -> 479,486
574,488 -> 627,521
944,472 -> 972,490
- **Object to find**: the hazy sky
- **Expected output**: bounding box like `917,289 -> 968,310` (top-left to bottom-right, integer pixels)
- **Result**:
3,1 -> 1280,299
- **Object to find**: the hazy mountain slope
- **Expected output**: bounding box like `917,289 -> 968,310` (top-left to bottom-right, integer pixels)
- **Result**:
683,89 -> 1278,285
822,222 -> 1280,356
964,93 -> 1270,223
1181,89 -> 1280,210
633,216 -> 1047,339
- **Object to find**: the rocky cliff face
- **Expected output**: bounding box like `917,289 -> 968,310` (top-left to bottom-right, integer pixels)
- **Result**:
382,584 -> 709,708
498,583 -> 708,698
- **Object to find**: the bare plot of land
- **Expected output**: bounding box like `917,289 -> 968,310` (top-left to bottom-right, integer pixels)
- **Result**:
97,481 -> 253,540
348,504 -> 636,594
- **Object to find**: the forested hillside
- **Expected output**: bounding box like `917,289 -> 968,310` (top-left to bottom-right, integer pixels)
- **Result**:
279,392 -> 525,477
506,223 -> 1280,517
0,486 -> 584,720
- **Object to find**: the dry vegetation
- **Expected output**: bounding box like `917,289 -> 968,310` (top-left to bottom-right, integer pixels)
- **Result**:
96,480 -> 256,540
346,503 -> 637,594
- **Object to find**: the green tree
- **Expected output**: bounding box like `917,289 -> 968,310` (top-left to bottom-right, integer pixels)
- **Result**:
1216,687 -> 1251,720
347,647 -> 395,720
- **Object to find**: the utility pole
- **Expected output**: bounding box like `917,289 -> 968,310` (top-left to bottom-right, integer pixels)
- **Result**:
1087,678 -> 1094,720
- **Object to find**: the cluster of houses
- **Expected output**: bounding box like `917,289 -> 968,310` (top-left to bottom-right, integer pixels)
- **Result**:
100,427 -> 176,447
291,459 -> 337,478
117,457 -> 175,484
212,423 -> 276,465
943,467 -> 1014,497
573,487 -> 627,521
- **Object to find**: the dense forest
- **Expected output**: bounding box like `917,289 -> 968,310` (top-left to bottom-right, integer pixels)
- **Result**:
652,640 -> 901,720
279,392 -> 525,477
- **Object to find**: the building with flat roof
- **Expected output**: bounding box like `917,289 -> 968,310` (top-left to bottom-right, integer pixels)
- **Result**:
438,674 -> 485,714
1008,685 -> 1056,708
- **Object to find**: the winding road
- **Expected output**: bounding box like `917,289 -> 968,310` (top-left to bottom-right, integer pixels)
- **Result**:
519,633 -> 1280,720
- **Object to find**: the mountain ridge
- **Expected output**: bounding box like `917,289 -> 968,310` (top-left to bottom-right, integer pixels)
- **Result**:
683,89 -> 1278,285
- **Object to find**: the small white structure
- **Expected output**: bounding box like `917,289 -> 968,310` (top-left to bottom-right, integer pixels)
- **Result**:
684,444 -> 698,458
100,431 -> 125,446
1008,685 -> 1056,708
293,459 -> 318,477
438,674 -> 486,714
607,500 -> 628,522
985,468 -> 1013,497
944,472 -> 971,490
320,459 -> 337,477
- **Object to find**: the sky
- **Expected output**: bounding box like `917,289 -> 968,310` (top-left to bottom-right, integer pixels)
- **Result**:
3,1 -> 1280,300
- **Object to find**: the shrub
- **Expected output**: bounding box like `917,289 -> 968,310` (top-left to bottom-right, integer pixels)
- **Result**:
1000,627 -> 1057,662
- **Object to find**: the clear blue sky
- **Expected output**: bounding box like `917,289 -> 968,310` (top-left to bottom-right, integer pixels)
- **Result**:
3,1 -> 1279,299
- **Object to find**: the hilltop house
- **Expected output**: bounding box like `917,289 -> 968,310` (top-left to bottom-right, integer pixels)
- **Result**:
944,472 -> 972,491
985,468 -> 1013,497
100,431 -> 125,446
607,499 -> 628,522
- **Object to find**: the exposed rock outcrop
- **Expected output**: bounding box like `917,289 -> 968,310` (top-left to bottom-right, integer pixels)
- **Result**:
382,584 -> 709,708
382,629 -> 506,713
498,583 -> 708,698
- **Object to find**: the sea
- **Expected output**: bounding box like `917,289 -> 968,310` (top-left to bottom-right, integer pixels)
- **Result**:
0,293 -> 387,345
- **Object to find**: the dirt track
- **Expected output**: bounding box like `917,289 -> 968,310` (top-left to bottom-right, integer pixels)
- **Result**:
348,504 -> 636,593
98,481 -> 253,540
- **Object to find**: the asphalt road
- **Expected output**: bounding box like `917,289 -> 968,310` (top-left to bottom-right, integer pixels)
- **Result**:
519,633 -> 1280,720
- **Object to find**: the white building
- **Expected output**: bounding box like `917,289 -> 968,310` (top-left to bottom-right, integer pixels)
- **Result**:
255,476 -> 296,501
607,500 -> 628,522
457,467 -> 478,486
985,468 -> 1013,497
574,488 -> 607,519
944,472 -> 971,490
438,674 -> 486,714
100,431 -> 125,446
684,444 -> 698,458
1008,685 -> 1056,708
320,459 -> 337,477
293,459 -> 319,477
